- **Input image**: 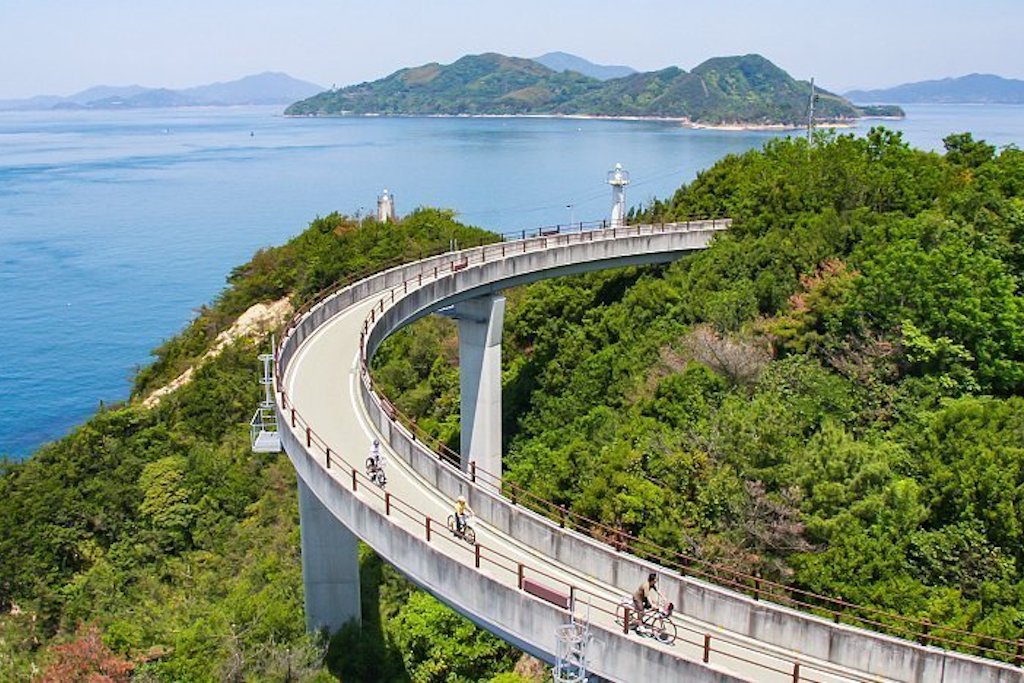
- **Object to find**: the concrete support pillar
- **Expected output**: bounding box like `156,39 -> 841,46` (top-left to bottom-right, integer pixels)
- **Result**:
297,478 -> 361,633
453,295 -> 505,490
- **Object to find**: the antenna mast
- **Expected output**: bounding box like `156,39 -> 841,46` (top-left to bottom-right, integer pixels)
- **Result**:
807,77 -> 816,144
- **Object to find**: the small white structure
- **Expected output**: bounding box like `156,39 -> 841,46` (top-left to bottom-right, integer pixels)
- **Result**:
377,188 -> 396,223
607,163 -> 630,228
554,610 -> 592,683
250,346 -> 281,453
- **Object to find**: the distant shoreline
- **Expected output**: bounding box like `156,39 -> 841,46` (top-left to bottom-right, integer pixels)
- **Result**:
283,111 -> 869,131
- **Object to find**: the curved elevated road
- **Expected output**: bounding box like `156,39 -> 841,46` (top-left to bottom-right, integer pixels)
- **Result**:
276,222 -> 1018,683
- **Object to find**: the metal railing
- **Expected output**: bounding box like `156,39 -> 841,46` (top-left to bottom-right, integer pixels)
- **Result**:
249,404 -> 280,453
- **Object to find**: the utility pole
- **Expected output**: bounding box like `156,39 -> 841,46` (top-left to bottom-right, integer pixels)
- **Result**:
807,77 -> 816,144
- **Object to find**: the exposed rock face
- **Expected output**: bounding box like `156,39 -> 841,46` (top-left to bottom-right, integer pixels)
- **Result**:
142,296 -> 293,408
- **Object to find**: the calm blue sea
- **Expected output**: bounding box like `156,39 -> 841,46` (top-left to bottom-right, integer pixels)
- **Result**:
2,104 -> 1022,459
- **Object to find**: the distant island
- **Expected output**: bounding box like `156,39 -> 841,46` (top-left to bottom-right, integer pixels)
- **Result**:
0,72 -> 324,111
846,73 -> 1024,104
531,51 -> 637,81
285,52 -> 904,127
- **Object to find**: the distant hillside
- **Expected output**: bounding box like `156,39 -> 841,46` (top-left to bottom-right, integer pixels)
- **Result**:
846,74 -> 1024,104
179,72 -> 328,106
286,53 -> 894,126
0,72 -> 324,111
532,51 -> 636,81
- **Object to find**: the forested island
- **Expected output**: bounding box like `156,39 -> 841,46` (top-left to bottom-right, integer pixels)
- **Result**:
2,128 -> 1022,680
285,53 -> 904,127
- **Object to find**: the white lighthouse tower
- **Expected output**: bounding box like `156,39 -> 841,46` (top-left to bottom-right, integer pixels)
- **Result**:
377,188 -> 396,223
607,163 -> 630,228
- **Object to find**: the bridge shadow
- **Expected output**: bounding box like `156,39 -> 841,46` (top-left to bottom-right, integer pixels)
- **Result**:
325,547 -> 412,682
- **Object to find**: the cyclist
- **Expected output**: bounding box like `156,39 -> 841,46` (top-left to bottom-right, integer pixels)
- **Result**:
454,495 -> 474,535
632,573 -> 659,625
368,439 -> 384,471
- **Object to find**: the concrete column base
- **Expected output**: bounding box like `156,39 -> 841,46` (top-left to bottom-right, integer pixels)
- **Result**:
298,478 -> 361,633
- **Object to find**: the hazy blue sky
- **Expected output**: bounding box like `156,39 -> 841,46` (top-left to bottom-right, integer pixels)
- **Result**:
3,0 -> 1022,99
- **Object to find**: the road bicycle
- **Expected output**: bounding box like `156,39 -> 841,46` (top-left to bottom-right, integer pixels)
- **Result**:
365,456 -> 386,488
447,513 -> 476,544
614,595 -> 677,645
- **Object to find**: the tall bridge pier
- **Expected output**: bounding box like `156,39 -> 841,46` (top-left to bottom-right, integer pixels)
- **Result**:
297,479 -> 361,633
450,294 -> 506,489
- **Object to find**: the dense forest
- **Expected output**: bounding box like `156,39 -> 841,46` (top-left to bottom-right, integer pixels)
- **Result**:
2,127 -> 1022,680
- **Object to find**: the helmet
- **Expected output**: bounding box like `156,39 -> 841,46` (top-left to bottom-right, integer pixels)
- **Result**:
373,439 -> 379,446
457,495 -> 466,503
648,573 -> 657,584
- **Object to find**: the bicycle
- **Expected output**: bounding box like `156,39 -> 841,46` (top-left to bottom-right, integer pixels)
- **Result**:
447,513 -> 476,545
615,595 -> 677,645
365,456 -> 386,488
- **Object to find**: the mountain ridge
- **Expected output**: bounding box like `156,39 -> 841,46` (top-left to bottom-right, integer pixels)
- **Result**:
845,73 -> 1024,104
286,52 -> 902,125
531,51 -> 637,80
0,72 -> 324,111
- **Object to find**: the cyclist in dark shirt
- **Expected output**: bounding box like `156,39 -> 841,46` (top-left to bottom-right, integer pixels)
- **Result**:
632,572 -> 658,618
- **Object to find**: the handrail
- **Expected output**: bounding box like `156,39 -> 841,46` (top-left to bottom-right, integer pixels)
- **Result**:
275,216 -> 1021,680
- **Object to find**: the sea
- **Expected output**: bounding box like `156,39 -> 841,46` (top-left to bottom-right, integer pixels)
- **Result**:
2,104 -> 1022,459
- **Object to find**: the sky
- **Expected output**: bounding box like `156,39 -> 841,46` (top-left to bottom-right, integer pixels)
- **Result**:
2,0 -> 1023,99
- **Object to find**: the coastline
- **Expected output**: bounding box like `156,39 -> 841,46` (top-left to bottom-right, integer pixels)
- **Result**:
283,110 -> 865,131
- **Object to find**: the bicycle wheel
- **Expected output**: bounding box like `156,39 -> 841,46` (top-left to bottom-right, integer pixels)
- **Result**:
463,525 -> 476,545
650,616 -> 677,644
447,515 -> 457,534
365,457 -> 375,472
373,470 -> 386,487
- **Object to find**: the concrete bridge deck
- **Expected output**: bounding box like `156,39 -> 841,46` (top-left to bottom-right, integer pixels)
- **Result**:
276,221 -> 1020,683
